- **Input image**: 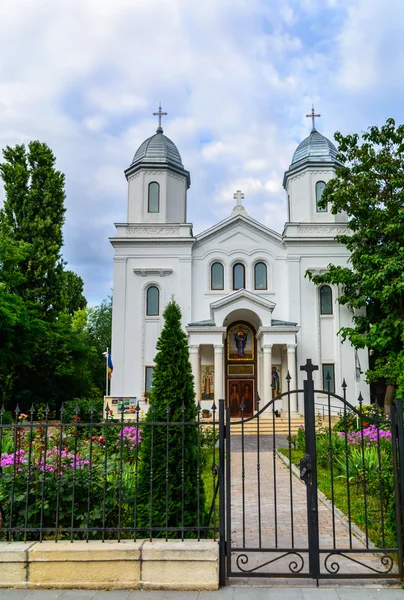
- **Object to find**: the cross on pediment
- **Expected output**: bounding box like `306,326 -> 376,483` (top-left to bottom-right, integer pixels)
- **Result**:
233,190 -> 244,206
153,103 -> 167,133
300,359 -> 319,378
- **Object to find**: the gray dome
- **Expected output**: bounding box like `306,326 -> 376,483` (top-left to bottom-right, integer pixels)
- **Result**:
131,131 -> 184,169
292,129 -> 338,165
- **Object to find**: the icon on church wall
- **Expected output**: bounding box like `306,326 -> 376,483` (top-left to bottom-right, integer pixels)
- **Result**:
201,365 -> 214,400
227,324 -> 254,361
271,365 -> 282,396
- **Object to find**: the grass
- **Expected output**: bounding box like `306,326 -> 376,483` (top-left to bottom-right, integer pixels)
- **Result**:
278,447 -> 396,550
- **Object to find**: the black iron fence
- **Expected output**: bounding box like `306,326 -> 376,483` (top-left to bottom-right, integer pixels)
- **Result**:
0,402 -> 219,543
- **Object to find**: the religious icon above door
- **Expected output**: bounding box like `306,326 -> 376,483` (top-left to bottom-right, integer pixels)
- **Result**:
227,323 -> 254,361
201,364 -> 214,400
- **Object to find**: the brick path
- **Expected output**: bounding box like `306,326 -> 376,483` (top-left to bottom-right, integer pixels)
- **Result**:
228,443 -> 398,581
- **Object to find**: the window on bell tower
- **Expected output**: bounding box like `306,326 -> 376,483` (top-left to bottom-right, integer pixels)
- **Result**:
316,181 -> 327,212
148,182 -> 160,213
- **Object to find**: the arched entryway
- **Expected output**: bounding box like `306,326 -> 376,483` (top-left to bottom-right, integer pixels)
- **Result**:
225,320 -> 256,418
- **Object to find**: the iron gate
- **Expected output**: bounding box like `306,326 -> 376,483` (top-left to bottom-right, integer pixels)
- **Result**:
218,359 -> 404,584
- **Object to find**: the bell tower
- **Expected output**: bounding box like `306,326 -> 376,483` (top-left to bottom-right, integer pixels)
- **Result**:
124,105 -> 191,225
283,108 -> 347,228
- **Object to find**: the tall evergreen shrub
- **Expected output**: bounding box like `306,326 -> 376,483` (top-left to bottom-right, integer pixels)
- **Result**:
136,300 -> 205,537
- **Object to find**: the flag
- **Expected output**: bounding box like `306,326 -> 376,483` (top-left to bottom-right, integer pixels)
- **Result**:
108,350 -> 113,379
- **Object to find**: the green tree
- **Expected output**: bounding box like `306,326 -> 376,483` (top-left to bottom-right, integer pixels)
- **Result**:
306,118 -> 404,407
86,297 -> 112,392
136,300 -> 205,537
60,270 -> 87,316
0,141 -> 66,316
0,141 -> 97,411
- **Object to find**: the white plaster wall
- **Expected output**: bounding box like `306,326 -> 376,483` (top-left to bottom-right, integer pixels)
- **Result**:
127,170 -> 187,224
192,221 -> 287,326
110,242 -> 193,399
286,167 -> 347,224
291,246 -> 369,408
166,173 -> 187,223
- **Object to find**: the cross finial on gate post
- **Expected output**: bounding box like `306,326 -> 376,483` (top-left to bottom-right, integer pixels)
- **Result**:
300,359 -> 319,382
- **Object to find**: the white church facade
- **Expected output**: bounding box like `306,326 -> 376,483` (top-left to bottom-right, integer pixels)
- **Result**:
110,109 -> 369,416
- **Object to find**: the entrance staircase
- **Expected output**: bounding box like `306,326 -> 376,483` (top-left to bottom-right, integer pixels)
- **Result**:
230,415 -> 304,435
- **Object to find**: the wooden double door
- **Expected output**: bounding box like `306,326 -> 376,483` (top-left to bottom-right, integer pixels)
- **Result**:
228,379 -> 254,418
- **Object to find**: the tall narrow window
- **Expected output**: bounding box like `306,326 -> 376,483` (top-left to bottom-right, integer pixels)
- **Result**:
233,263 -> 245,290
320,285 -> 332,315
145,366 -> 154,394
211,262 -> 224,290
322,364 -> 335,393
146,286 -> 159,316
316,181 -> 327,212
148,182 -> 159,213
254,262 -> 267,290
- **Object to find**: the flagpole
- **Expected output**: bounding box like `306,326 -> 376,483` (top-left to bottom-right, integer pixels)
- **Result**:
105,347 -> 109,397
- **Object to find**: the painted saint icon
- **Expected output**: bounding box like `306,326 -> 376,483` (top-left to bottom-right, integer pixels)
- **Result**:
227,324 -> 254,361
201,365 -> 214,400
234,329 -> 247,357
271,365 -> 281,396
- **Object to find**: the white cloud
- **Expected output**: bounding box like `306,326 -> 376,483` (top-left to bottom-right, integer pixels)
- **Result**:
0,0 -> 403,302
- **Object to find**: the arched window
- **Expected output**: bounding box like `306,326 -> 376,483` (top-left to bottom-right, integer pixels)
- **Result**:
316,181 -> 327,212
146,286 -> 159,316
320,285 -> 332,315
233,263 -> 245,290
254,262 -> 267,290
211,262 -> 224,290
148,182 -> 160,213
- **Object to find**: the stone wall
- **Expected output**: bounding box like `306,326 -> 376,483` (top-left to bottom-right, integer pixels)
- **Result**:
0,539 -> 219,590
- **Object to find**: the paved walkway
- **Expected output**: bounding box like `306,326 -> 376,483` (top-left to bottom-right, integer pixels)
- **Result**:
0,588 -> 403,599
228,444 -> 398,581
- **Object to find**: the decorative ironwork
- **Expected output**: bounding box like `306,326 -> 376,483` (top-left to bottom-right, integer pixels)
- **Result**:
0,402 -> 218,542
235,551 -> 305,574
223,358 -> 404,583
324,552 -> 394,575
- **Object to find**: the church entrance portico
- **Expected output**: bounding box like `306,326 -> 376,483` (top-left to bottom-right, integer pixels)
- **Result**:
187,298 -> 300,415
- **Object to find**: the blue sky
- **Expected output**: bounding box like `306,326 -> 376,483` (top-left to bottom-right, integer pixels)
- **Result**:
0,0 -> 403,304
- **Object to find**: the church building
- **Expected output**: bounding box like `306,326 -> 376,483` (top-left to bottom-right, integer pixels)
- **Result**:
109,107 -> 369,416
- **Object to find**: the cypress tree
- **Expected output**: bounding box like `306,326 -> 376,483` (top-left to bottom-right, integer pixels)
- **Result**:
136,299 -> 205,537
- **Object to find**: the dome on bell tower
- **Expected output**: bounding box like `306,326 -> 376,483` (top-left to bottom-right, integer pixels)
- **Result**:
131,131 -> 184,170
291,129 -> 338,166
125,105 -> 190,187
125,105 -> 191,225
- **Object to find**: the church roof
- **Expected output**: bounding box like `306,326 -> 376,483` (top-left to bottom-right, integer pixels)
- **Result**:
131,131 -> 184,169
291,128 -> 338,166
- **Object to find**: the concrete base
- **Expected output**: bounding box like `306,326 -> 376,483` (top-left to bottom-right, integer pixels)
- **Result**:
0,539 -> 219,591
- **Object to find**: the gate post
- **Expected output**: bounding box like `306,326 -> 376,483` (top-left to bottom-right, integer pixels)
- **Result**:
218,398 -> 226,586
394,398 -> 404,576
300,359 -> 320,581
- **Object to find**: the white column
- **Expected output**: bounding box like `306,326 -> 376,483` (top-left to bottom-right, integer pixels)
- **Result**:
214,344 -> 224,402
287,343 -> 298,413
262,344 -> 272,407
189,345 -> 200,403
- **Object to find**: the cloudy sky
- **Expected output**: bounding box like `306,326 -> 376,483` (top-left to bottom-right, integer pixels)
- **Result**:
0,0 -> 403,304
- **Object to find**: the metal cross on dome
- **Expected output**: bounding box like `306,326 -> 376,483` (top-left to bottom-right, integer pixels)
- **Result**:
233,190 -> 244,206
153,103 -> 167,132
306,106 -> 321,131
